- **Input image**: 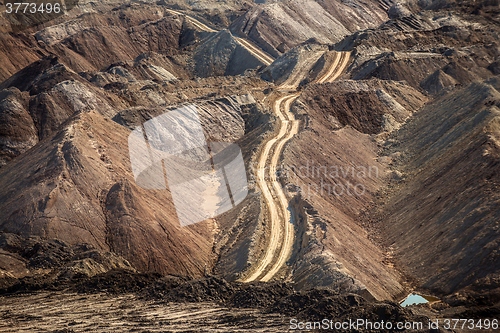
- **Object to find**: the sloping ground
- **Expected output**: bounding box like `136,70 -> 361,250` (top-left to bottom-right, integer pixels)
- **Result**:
88,52 -> 182,85
282,79 -> 427,300
0,54 -> 268,166
0,88 -> 38,167
300,79 -> 427,134
0,292 -> 290,333
0,2 -> 212,81
23,3 -> 273,81
233,36 -> 275,66
161,0 -> 252,13
420,69 -> 458,95
193,30 -> 266,77
211,101 -> 273,281
0,270 -> 435,333
0,110 -> 218,277
0,0 -> 499,317
0,233 -> 134,283
376,81 -> 500,295
0,58 -> 122,165
39,8 -> 185,74
351,51 -> 449,90
0,70 -> 261,277
0,33 -> 41,82
230,0 -> 387,57
0,46 -> 264,279
315,51 -> 350,84
342,9 -> 499,91
113,94 -> 249,140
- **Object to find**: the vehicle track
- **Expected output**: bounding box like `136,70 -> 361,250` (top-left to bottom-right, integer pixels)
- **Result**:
316,51 -> 350,84
241,93 -> 300,282
241,51 -> 351,282
168,6 -> 350,283
166,9 -> 274,66
0,292 -> 288,332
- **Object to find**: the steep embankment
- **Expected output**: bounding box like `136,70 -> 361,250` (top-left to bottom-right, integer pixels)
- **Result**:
0,33 -> 41,82
282,79 -> 427,300
230,0 -> 388,57
377,81 -> 500,295
0,110 -> 217,277
0,50 -> 267,281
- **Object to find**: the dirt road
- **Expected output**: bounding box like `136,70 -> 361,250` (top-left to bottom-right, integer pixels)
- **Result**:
241,93 -> 300,282
163,9 -> 350,283
316,51 -> 351,83
233,37 -> 275,66
166,9 -> 274,66
242,51 -> 351,282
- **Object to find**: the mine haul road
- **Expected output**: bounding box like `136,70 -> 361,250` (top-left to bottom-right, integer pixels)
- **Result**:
241,51 -> 351,282
166,9 -> 274,66
166,8 -> 352,283
241,93 -> 300,282
317,51 -> 351,84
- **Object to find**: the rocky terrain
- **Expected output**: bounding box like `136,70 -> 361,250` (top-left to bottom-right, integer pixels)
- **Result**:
0,0 -> 499,331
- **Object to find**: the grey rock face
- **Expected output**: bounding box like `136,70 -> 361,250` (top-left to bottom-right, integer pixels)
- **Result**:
0,88 -> 38,168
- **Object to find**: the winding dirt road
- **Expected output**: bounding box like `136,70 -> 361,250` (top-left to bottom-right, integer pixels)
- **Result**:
241,93 -> 300,282
242,51 -> 351,282
167,6 -> 351,283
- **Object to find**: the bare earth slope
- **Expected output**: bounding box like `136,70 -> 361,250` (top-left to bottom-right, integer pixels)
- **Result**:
377,81 -> 500,295
230,0 -> 388,57
0,110 -> 215,277
1,0 -> 500,327
281,78 -> 427,300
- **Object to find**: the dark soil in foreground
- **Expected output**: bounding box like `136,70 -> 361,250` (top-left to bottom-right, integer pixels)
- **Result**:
2,269 -> 500,332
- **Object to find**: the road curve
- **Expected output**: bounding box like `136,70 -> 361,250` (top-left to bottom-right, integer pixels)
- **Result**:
316,51 -> 351,84
241,51 -> 351,283
259,93 -> 300,282
240,93 -> 300,282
